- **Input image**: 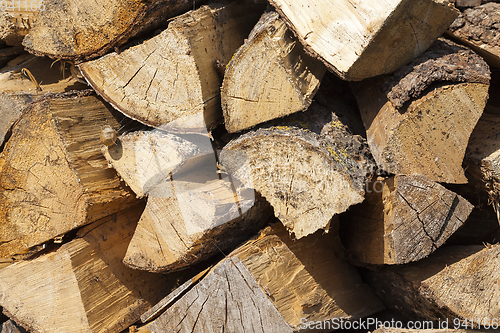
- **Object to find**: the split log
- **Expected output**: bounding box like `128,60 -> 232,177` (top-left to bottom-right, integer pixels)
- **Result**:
220,79 -> 375,239
0,204 -> 191,333
268,0 -> 459,81
79,2 -> 265,133
0,54 -> 87,146
340,175 -> 473,265
0,7 -> 37,46
0,90 -> 137,258
21,0 -> 208,61
352,38 -> 490,183
123,152 -> 273,272
464,112 -> 500,215
365,244 -> 500,326
221,11 -> 326,133
447,3 -> 500,68
0,320 -> 26,333
138,223 -> 384,332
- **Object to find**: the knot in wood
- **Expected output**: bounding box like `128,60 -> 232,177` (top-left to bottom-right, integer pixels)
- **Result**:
100,125 -> 118,146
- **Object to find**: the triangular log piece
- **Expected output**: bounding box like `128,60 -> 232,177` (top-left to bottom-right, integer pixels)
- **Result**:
268,0 -> 458,80
221,11 -> 326,133
22,0 -> 208,61
137,223 -> 384,332
220,81 -> 375,239
447,3 -> 500,68
341,174 -> 473,265
79,2 -> 265,133
123,153 -> 273,272
365,244 -> 500,326
352,38 -> 490,183
0,90 -> 137,257
0,204 -> 192,333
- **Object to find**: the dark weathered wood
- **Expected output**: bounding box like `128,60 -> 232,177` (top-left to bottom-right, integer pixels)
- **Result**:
268,0 -> 458,80
221,11 -> 326,133
0,90 -> 137,257
137,223 -> 384,332
366,244 -> 500,326
22,0 -> 208,61
0,204 -> 191,333
80,2 -> 265,133
352,38 -> 489,183
220,78 -> 375,239
341,174 -> 473,265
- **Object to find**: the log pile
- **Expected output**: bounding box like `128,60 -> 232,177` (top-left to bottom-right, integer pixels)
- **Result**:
0,0 -> 500,332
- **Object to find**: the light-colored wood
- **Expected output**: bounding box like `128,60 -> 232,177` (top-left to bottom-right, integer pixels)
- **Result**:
352,38 -> 489,183
268,0 -> 458,81
102,130 -> 212,198
138,223 -> 384,332
342,174 -> 473,265
22,0 -> 207,61
220,81 -> 375,239
366,244 -> 500,325
0,90 -> 137,257
0,320 -> 27,333
123,153 -> 273,272
0,54 -> 87,146
447,3 -> 500,68
79,2 -> 265,133
0,204 -> 190,333
465,113 -> 500,218
221,11 -> 326,133
0,9 -> 37,46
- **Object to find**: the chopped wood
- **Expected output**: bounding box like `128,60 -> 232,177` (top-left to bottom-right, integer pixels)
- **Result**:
352,38 -> 489,183
447,3 -> 500,68
22,0 -> 208,61
79,2 -> 265,133
365,244 -> 500,326
0,90 -> 137,257
0,320 -> 27,333
137,223 -> 384,332
123,153 -> 273,272
220,81 -> 375,239
268,0 -> 459,81
0,9 -> 37,46
0,54 -> 87,146
341,174 -> 473,265
221,11 -> 326,133
0,204 -> 191,333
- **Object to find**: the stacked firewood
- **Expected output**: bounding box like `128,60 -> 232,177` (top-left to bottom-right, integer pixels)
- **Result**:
0,0 -> 500,332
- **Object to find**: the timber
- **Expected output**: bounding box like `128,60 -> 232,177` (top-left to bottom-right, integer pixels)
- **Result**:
366,244 -> 500,326
220,79 -> 375,239
352,38 -> 489,183
341,175 -> 473,265
0,90 -> 137,257
138,223 -> 384,332
0,9 -> 37,46
0,204 -> 191,333
221,11 -> 326,133
268,0 -> 459,80
79,2 -> 265,133
22,0 -> 208,61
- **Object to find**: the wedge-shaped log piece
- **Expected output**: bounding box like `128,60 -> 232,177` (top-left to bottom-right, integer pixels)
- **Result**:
102,130 -> 213,198
448,3 -> 500,68
0,54 -> 86,146
366,244 -> 500,326
138,224 -> 384,332
220,81 -> 375,239
22,0 -> 207,61
80,2 -> 265,133
221,11 -> 326,133
465,113 -> 500,215
341,175 -> 473,265
0,90 -> 137,257
268,0 -> 459,81
352,38 -> 489,183
123,153 -> 273,272
0,204 -> 189,333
